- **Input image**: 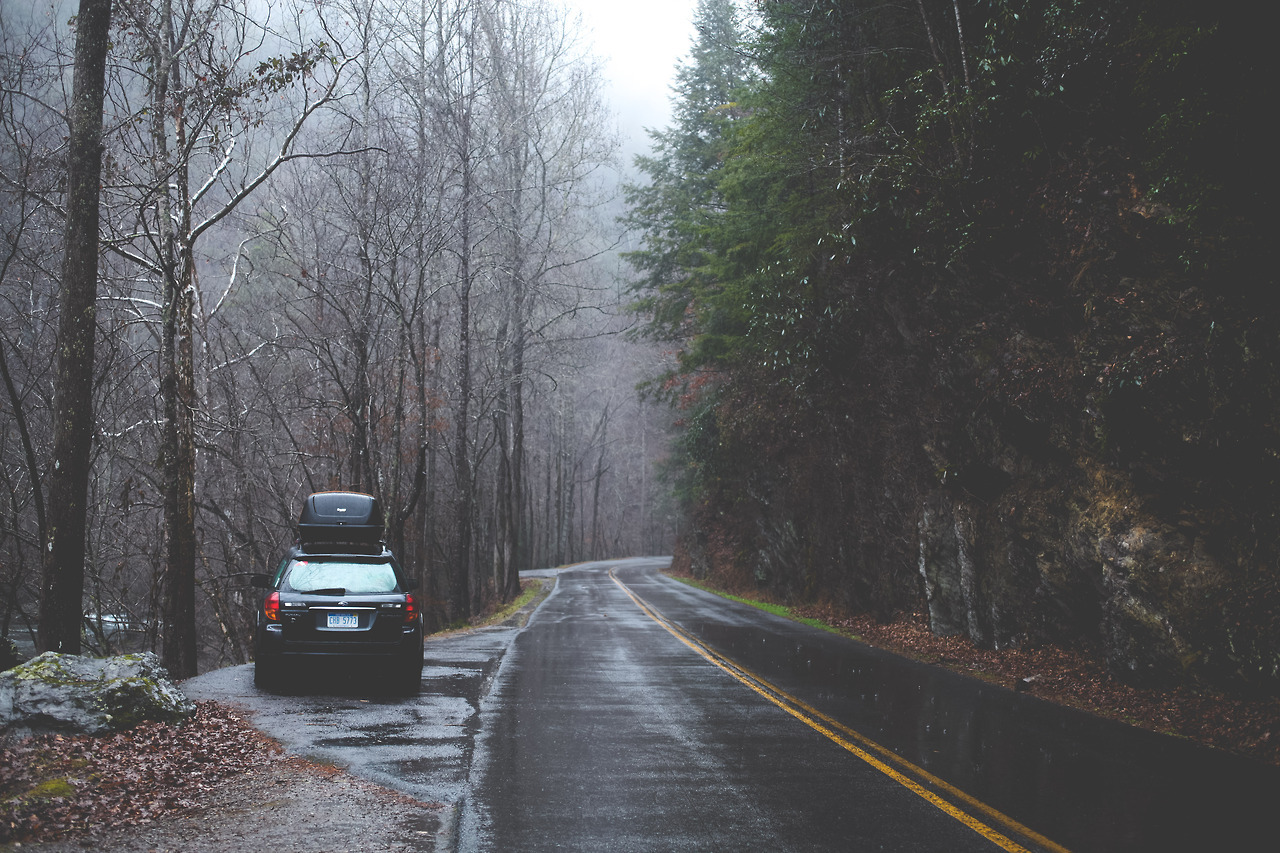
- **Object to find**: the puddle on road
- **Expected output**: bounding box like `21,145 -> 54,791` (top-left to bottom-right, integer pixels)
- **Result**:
422,665 -> 477,679
392,754 -> 468,782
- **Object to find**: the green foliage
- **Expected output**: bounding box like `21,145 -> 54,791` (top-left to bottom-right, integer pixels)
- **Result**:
660,382 -> 722,511
621,0 -> 755,380
626,0 -> 1280,683
671,576 -> 836,634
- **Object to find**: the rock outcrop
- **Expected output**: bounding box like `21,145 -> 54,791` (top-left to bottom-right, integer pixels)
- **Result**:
0,652 -> 195,738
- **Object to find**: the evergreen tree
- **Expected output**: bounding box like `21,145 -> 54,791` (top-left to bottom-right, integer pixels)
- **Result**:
627,0 -> 1280,690
622,0 -> 754,372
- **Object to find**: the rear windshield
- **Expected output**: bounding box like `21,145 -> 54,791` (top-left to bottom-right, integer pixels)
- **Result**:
281,560 -> 399,594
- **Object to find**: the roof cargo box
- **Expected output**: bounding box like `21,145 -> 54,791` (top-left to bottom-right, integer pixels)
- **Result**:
298,491 -> 384,547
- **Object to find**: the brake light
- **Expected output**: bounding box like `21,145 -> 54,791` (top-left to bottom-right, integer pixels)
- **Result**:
264,591 -> 280,621
403,592 -> 418,624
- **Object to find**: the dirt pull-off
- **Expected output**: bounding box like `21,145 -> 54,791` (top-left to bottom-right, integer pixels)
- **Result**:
10,760 -> 444,853
1,702 -> 446,852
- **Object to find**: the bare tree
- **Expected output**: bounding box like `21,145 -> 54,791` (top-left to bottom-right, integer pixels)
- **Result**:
108,0 -> 351,675
3,0 -> 662,662
477,0 -> 616,593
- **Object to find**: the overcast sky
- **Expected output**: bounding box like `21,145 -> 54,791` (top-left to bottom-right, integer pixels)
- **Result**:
560,0 -> 697,162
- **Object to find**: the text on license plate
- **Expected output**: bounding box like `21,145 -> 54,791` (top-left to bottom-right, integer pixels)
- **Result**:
327,613 -> 359,629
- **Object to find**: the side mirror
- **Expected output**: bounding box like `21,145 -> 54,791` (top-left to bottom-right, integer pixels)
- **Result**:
402,578 -> 419,592
250,573 -> 272,589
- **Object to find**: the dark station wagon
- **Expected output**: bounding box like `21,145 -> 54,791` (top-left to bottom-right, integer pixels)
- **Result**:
252,492 -> 424,693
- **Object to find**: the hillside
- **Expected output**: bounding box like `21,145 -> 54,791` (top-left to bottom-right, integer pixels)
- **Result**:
627,1 -> 1279,696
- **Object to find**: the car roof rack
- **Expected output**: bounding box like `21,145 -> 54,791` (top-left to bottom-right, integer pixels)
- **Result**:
297,491 -> 384,549
294,541 -> 387,557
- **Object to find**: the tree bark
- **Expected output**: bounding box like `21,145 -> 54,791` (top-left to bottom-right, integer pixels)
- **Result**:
38,0 -> 113,656
160,247 -> 199,678
151,0 -> 198,679
452,107 -> 474,622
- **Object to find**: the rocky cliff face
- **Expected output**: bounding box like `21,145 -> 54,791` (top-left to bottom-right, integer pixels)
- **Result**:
915,449 -> 1278,693
684,446 -> 1278,695
920,480 -> 1204,686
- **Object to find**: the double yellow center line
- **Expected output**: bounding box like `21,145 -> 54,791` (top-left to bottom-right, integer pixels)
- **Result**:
609,570 -> 1069,853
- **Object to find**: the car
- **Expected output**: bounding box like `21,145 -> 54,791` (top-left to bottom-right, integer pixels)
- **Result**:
251,492 -> 423,694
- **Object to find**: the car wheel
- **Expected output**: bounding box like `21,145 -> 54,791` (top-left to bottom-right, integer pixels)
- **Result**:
254,656 -> 280,691
397,658 -> 421,696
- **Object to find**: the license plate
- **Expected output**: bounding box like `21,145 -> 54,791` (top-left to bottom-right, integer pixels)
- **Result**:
327,612 -> 359,629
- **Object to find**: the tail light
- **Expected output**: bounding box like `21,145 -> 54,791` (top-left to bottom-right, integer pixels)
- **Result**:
264,591 -> 280,621
403,592 -> 418,624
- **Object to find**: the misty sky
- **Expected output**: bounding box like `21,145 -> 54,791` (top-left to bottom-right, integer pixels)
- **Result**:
560,0 -> 697,160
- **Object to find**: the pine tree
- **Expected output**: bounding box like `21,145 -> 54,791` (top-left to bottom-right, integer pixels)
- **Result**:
622,0 -> 754,369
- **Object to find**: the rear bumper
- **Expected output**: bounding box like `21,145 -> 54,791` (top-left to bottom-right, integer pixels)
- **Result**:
255,623 -> 422,665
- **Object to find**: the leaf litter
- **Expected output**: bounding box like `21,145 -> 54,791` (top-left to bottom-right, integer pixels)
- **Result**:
1,701 -> 280,844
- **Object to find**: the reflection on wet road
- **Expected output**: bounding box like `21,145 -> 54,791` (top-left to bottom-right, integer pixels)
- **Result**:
183,621 -> 520,828
608,570 -> 1064,852
465,560 -> 1034,852
605,562 -> 1280,852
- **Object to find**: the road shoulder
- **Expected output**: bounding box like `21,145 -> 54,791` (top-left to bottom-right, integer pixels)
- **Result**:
14,756 -> 444,853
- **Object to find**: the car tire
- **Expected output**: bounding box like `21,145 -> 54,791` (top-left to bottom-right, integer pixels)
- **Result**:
254,656 -> 280,691
397,658 -> 421,696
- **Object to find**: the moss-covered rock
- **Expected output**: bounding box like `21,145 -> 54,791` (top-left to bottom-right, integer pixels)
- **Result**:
0,651 -> 195,738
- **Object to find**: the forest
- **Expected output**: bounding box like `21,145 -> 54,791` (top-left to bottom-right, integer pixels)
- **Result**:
1,0 -> 676,676
626,0 -> 1278,694
4,0 -> 1277,698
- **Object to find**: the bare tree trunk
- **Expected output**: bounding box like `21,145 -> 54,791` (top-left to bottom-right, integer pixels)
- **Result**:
507,323 -> 525,593
492,291 -> 513,598
491,217 -> 525,599
0,343 -> 45,563
951,0 -> 972,90
38,0 -> 113,656
543,448 -> 552,566
452,114 -> 474,622
493,393 -> 513,594
423,313 -> 442,611
146,0 -> 199,679
160,248 -> 199,677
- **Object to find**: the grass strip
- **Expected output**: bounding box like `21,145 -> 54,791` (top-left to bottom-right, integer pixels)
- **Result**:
667,575 -> 844,636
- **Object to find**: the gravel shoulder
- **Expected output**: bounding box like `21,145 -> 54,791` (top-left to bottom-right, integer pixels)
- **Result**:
12,756 -> 445,853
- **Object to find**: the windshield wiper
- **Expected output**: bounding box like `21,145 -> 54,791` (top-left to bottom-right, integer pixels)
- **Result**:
297,587 -> 346,595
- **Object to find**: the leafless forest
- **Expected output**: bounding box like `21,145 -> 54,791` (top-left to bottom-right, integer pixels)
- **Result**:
1,0 -> 677,672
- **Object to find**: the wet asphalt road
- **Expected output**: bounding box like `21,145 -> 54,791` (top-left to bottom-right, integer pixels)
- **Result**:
186,558 -> 1280,852
459,560 -> 1007,852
